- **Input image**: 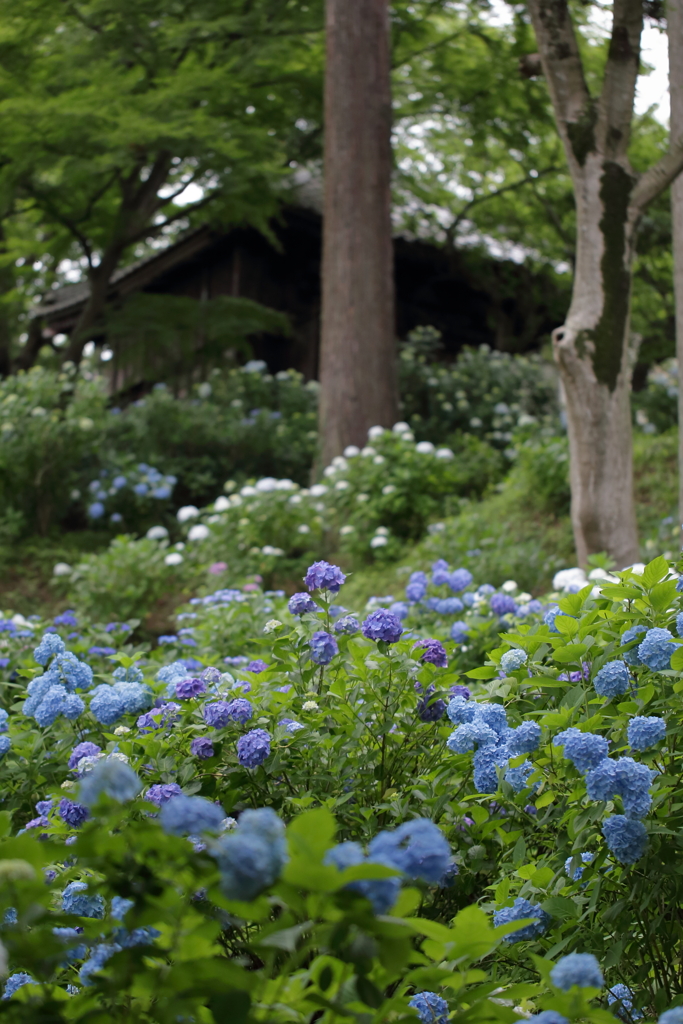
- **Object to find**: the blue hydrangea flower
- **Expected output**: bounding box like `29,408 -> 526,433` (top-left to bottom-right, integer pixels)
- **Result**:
33,632 -> 66,665
0,709 -> 7,734
89,686 -> 125,726
449,568 -> 473,593
550,952 -> 603,989
304,560 -> 346,593
324,840 -> 400,914
362,609 -> 403,643
677,612 -> 683,638
0,736 -> 10,758
507,721 -> 541,755
309,631 -> 339,665
111,896 -> 134,920
414,639 -> 448,668
62,881 -> 105,919
68,742 -> 101,770
434,597 -> 464,615
447,695 -> 477,724
473,743 -> 512,793
31,683 -> 85,727
191,736 -> 214,759
586,757 -> 656,818
203,701 -> 232,727
58,798 -> 90,827
79,758 -> 141,806
210,807 -> 288,900
602,814 -> 648,864
554,728 -> 609,773
544,606 -> 561,632
146,783 -> 183,806
334,614 -> 360,635
564,851 -> 594,880
288,592 -> 319,615
237,728 -> 271,768
156,661 -> 188,687
608,983 -> 642,1020
621,624 -> 647,666
3,973 -> 36,999
247,659 -> 268,674
638,628 -> 680,671
137,702 -> 180,731
368,818 -> 451,883
490,594 -> 517,616
389,601 -> 410,620
408,991 -> 449,1024
79,942 -> 121,985
450,621 -> 470,643
431,559 -> 450,586
500,648 -> 528,673
447,720 -> 499,753
593,661 -> 630,698
477,703 -> 509,736
628,716 -> 666,751
406,580 -> 427,603
659,1009 -> 683,1024
505,760 -> 536,792
160,794 -> 225,836
493,896 -> 551,942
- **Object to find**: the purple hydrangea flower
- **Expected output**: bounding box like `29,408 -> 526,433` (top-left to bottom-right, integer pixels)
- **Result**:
416,683 -> 447,722
431,559 -> 450,586
247,660 -> 268,674
490,593 -> 517,616
309,631 -> 339,665
191,736 -> 214,760
137,702 -> 181,732
288,592 -> 319,615
449,684 -> 471,699
450,621 -> 469,643
449,568 -> 473,593
413,638 -> 448,668
406,581 -> 427,603
145,783 -> 183,806
175,677 -> 207,700
68,741 -> 101,770
362,609 -> 403,643
58,798 -> 90,828
304,560 -> 346,594
237,729 -> 271,768
334,615 -> 360,635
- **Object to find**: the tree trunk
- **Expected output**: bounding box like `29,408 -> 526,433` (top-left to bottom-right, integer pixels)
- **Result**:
66,250 -> 122,364
552,156 -> 640,567
318,0 -> 397,467
671,0 -> 683,544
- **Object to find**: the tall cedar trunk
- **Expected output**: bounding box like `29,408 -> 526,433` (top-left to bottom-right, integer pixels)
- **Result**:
671,0 -> 683,542
318,0 -> 397,467
527,0 -> 683,567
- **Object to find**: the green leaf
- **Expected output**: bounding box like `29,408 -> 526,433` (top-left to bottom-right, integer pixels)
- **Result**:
671,646 -> 683,672
649,579 -> 678,611
553,644 -> 588,663
356,975 -> 384,1009
541,896 -> 579,920
465,666 -> 498,679
554,616 -> 579,637
641,556 -> 670,589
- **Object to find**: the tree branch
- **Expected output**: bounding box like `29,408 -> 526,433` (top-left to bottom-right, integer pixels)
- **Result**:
630,140 -> 683,216
527,0 -> 593,171
598,0 -> 643,159
447,165 -> 560,236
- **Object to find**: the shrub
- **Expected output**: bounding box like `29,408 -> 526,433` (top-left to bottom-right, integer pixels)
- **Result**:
0,553 -> 682,1018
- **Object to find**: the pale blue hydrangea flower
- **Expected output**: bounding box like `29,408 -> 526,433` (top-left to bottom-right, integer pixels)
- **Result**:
638,628 -> 680,671
408,991 -> 449,1024
450,621 -> 470,643
62,881 -> 105,918
602,815 -> 648,864
33,632 -> 66,665
550,952 -> 603,990
505,760 -> 536,792
659,1009 -> 683,1024
500,648 -> 528,674
368,819 -> 450,883
3,972 -> 36,999
447,720 -> 499,753
334,615 -> 360,635
585,758 -> 656,818
593,661 -> 630,698
447,695 -> 478,724
564,851 -> 594,880
608,983 -> 643,1020
621,624 -> 647,666
554,728 -> 609,774
628,716 -> 666,751
507,721 -> 541,755
79,758 -> 142,806
0,736 -> 10,757
493,896 -> 551,942
210,807 -> 288,901
449,568 -> 473,592
473,743 -> 512,793
160,794 -> 225,836
79,942 -> 121,985
324,841 -> 400,914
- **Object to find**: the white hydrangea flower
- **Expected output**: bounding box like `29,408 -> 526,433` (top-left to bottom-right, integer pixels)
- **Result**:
343,445 -> 360,457
310,484 -> 327,497
188,524 -> 210,542
370,535 -> 388,548
335,480 -> 350,491
256,477 -> 277,492
146,526 -> 169,540
501,580 -> 518,593
382,484 -> 396,495
165,552 -> 184,566
435,447 -> 454,459
415,441 -> 435,454
302,700 -> 319,712
360,446 -> 376,457
53,562 -> 73,577
367,425 -> 385,440
213,496 -> 230,512
373,455 -> 385,465
240,486 -> 257,497
262,545 -> 284,556
340,524 -> 355,535
177,505 -> 200,523
392,421 -> 410,434
297,523 -> 311,534
264,620 -> 283,633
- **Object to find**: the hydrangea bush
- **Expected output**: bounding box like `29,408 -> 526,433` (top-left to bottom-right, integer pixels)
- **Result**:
0,555 -> 683,1020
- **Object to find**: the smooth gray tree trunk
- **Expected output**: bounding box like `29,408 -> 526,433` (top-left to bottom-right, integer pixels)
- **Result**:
670,0 -> 683,544
318,0 -> 398,467
528,0 -> 683,567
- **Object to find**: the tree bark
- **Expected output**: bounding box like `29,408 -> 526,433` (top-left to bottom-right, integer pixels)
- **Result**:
318,0 -> 397,466
65,248 -> 123,364
671,0 -> 683,544
528,0 -> 683,567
